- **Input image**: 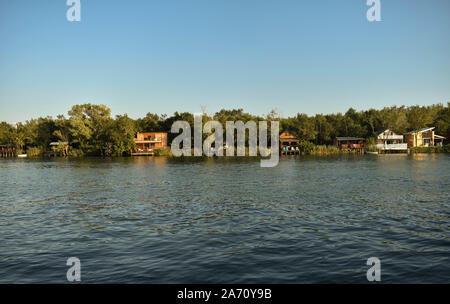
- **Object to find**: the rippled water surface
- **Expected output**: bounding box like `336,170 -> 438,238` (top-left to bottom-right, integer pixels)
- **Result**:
0,154 -> 449,283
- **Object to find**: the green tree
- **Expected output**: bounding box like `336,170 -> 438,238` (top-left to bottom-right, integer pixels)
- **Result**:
53,115 -> 71,143
407,105 -> 433,131
137,113 -> 163,132
435,102 -> 450,136
0,122 -> 15,145
68,103 -> 112,154
105,114 -> 137,156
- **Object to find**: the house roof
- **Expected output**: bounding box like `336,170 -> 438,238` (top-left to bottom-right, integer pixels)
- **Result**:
405,127 -> 435,135
49,142 -> 68,146
280,139 -> 300,142
434,134 -> 446,139
137,132 -> 167,135
279,131 -> 297,139
336,137 -> 364,141
135,140 -> 161,144
376,129 -> 390,135
377,128 -> 402,135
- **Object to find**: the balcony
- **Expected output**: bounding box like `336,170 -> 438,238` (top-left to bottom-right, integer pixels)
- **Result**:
376,143 -> 408,150
134,137 -> 162,144
378,135 -> 403,140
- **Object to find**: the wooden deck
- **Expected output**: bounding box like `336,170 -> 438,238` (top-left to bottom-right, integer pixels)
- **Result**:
131,151 -> 154,156
44,151 -> 67,157
1,146 -> 16,157
281,150 -> 300,155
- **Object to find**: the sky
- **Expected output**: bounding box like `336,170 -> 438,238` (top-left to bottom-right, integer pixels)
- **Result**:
0,0 -> 449,123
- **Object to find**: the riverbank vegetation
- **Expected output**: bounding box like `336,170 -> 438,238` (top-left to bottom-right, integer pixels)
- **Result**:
410,145 -> 450,153
0,103 -> 449,156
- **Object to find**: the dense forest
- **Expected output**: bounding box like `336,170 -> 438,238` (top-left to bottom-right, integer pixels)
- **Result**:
0,103 -> 449,156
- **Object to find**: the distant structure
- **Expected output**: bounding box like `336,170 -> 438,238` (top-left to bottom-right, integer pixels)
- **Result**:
46,141 -> 69,157
375,129 -> 408,153
280,131 -> 300,155
334,137 -> 364,152
131,132 -> 168,156
0,144 -> 17,157
404,127 -> 445,147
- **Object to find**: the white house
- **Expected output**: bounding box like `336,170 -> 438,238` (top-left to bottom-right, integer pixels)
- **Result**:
375,129 -> 408,151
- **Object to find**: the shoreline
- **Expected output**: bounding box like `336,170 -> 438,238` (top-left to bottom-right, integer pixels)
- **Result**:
3,149 -> 449,160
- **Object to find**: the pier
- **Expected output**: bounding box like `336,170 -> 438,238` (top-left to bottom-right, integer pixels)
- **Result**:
44,151 -> 67,157
281,149 -> 300,155
131,150 -> 155,156
0,145 -> 17,157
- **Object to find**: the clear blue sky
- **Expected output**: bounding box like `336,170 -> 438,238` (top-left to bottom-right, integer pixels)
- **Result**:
1,0 -> 449,123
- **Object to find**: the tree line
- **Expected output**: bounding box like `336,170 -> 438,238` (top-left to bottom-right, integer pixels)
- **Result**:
0,103 -> 449,156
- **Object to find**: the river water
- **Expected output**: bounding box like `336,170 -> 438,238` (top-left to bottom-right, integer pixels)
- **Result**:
0,154 -> 449,283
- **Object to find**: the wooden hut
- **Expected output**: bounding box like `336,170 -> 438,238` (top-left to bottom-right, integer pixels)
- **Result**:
334,137 -> 364,152
45,142 -> 69,157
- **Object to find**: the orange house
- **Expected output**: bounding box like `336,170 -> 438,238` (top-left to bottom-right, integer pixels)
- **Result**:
280,131 -> 300,154
132,132 -> 168,155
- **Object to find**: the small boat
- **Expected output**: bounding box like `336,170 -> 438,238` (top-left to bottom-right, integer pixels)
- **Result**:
17,154 -> 27,158
366,151 -> 378,155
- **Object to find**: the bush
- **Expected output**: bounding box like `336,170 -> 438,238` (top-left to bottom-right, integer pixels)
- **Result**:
298,140 -> 315,153
445,144 -> 450,153
309,144 -> 341,155
410,145 -> 450,153
68,148 -> 85,157
365,145 -> 378,152
26,147 -> 43,157
153,148 -> 171,156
